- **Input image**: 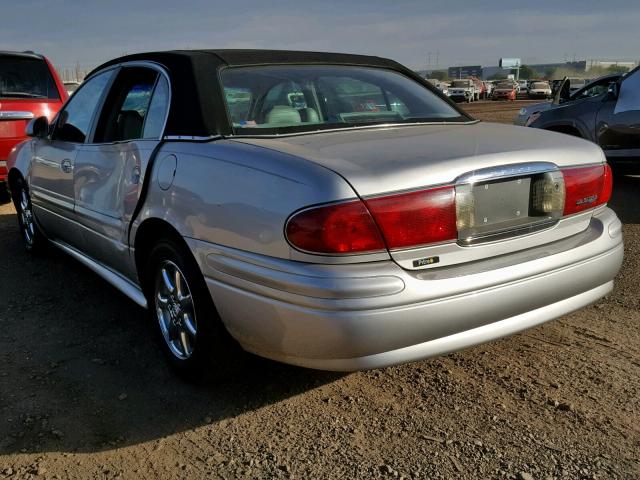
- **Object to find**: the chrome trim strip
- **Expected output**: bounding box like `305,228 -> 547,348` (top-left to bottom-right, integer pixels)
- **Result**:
458,219 -> 559,246
455,162 -> 559,185
34,156 -> 60,169
163,135 -> 221,141
0,111 -> 35,120
228,120 -> 479,139
50,239 -> 147,309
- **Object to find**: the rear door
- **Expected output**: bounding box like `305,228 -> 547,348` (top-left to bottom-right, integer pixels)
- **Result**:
29,69 -> 114,244
72,65 -> 169,277
596,68 -> 640,158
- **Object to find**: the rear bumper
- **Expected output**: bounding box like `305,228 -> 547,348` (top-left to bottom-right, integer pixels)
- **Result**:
191,207 -> 623,371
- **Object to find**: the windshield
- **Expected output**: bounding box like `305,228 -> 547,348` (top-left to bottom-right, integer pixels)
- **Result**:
0,56 -> 60,99
496,82 -> 514,89
220,65 -> 467,135
451,80 -> 472,88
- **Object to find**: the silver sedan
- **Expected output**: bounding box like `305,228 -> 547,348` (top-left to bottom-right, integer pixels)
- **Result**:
7,50 -> 623,380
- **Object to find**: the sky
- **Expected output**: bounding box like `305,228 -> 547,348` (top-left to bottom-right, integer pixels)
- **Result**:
2,0 -> 639,73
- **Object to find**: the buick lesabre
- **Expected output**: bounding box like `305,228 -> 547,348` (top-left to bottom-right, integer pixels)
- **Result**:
7,50 -> 623,379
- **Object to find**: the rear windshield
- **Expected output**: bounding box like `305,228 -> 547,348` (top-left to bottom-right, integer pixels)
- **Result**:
220,65 -> 467,135
0,56 -> 60,100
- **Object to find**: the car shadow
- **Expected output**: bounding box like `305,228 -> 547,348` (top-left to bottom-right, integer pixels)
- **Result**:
0,205 -> 344,455
0,187 -> 11,205
608,172 -> 640,225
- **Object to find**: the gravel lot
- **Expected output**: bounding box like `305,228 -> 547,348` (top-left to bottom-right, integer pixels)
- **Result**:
1,100 -> 638,479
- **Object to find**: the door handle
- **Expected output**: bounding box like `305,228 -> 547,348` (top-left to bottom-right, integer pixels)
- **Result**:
60,159 -> 74,174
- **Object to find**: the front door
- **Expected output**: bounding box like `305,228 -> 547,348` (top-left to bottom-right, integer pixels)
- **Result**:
29,69 -> 114,244
73,67 -> 169,277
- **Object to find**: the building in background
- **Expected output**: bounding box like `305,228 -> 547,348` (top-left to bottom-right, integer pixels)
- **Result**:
447,65 -> 482,79
421,58 -> 638,81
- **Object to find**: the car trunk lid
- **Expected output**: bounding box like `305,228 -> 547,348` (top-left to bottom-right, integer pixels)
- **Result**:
232,122 -> 608,269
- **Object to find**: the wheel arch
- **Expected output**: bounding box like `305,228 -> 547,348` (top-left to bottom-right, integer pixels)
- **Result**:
133,218 -> 196,296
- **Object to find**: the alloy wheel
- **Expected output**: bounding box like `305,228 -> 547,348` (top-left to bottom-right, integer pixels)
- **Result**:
19,188 -> 36,247
154,260 -> 197,360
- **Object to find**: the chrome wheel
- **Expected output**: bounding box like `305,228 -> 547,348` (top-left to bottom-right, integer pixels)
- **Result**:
19,188 -> 36,247
154,260 -> 197,360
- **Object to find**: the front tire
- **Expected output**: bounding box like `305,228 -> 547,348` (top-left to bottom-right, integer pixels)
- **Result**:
12,178 -> 46,252
146,238 -> 238,382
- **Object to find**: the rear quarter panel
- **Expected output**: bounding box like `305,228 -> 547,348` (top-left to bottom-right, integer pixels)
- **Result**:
131,140 -> 371,261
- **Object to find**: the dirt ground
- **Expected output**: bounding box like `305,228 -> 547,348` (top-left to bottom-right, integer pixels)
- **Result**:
1,100 -> 638,479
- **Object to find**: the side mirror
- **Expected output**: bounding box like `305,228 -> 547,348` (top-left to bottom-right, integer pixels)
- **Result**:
608,82 -> 619,99
26,116 -> 49,138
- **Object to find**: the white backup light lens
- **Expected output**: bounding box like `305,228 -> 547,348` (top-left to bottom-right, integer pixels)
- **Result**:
531,171 -> 565,214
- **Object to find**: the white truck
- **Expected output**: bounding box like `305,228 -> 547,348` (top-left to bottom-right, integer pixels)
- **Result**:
448,79 -> 479,103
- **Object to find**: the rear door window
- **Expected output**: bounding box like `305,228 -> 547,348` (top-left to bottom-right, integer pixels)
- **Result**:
93,67 -> 159,143
143,75 -> 170,138
0,56 -> 60,100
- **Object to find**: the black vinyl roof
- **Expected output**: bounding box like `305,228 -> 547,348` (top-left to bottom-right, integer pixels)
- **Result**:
88,49 -> 466,137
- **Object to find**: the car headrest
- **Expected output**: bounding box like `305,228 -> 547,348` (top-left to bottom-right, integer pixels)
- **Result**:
117,110 -> 143,141
265,105 -> 301,125
300,107 -> 320,123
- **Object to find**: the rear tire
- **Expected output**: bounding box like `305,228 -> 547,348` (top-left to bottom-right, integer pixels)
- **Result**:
12,178 -> 46,252
146,238 -> 240,382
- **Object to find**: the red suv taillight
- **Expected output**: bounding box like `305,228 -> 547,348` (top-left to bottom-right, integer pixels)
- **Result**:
562,164 -> 613,216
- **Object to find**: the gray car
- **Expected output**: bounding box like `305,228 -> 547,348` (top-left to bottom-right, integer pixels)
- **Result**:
7,50 -> 623,379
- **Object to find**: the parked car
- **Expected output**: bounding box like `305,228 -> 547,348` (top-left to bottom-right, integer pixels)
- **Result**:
526,67 -> 640,168
63,80 -> 82,96
568,78 -> 589,95
527,81 -> 552,99
449,78 -> 478,102
426,78 -> 450,96
469,76 -> 486,100
8,50 -> 623,379
483,81 -> 494,98
516,80 -> 528,93
492,81 -> 517,101
515,74 -> 622,126
0,51 -> 67,200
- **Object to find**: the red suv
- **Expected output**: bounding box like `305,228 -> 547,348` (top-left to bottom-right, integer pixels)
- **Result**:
1,51 -> 67,199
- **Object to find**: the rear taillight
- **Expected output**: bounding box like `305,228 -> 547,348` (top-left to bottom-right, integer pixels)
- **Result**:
286,186 -> 457,254
285,200 -> 385,254
562,164 -> 613,216
364,186 -> 457,249
286,164 -> 612,256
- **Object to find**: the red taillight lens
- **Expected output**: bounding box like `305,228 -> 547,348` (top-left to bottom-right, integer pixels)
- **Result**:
563,164 -> 613,216
364,186 -> 457,249
286,200 -> 385,254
